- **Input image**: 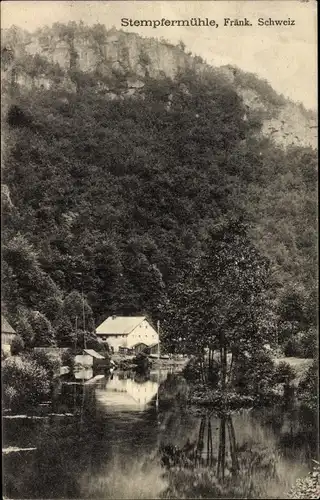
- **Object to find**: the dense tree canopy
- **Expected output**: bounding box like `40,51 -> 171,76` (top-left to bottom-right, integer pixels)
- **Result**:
1,52 -> 317,353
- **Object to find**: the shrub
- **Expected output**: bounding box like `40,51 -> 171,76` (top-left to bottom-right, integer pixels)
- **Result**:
132,352 -> 151,373
2,356 -> 50,410
24,350 -> 61,378
297,360 -> 318,412
272,361 -> 296,385
138,51 -> 150,66
284,334 -> 305,357
183,357 -> 203,382
182,356 -> 219,387
233,351 -> 275,396
300,328 -> 317,358
61,348 -> 75,369
10,335 -> 25,356
284,330 -> 316,358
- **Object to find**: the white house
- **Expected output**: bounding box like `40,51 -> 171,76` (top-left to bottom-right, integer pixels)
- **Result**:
95,316 -> 159,353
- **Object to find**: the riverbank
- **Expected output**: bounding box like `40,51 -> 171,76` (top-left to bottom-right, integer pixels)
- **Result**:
111,354 -> 189,370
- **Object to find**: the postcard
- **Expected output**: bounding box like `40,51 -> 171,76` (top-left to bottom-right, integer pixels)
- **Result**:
1,1 -> 318,499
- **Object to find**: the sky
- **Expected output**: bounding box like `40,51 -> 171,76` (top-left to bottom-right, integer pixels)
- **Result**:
1,0 -> 318,110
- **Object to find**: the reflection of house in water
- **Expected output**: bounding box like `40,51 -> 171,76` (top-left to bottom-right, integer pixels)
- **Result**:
95,374 -> 159,411
74,367 -> 94,380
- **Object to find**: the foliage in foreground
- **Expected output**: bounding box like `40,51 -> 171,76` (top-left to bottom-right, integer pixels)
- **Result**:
297,360 -> 318,412
2,355 -> 51,410
2,351 -> 63,410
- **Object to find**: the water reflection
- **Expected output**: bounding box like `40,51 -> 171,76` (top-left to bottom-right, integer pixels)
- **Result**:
96,372 -> 160,411
74,367 -> 93,380
158,409 -> 311,499
2,371 -> 315,500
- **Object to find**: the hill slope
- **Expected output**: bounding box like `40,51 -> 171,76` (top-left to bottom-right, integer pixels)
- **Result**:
1,23 -> 317,149
1,23 -> 317,354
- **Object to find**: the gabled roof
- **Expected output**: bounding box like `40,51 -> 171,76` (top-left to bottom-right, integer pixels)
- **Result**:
96,316 -> 146,336
1,315 -> 15,334
83,349 -> 105,359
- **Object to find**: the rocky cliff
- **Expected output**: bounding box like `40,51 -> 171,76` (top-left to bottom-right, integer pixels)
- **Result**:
1,23 -> 317,149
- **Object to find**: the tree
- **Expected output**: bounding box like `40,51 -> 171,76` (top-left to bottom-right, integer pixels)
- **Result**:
54,317 -> 75,347
62,290 -> 94,331
2,355 -> 50,410
2,235 -> 62,317
163,221 -> 273,389
13,309 -> 35,348
29,310 -> 56,347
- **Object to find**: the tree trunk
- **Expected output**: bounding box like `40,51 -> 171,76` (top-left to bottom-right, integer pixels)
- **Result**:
228,351 -> 237,387
227,415 -> 239,475
217,418 -> 226,481
221,418 -> 226,481
226,352 -> 232,386
222,347 -> 227,392
197,417 -> 206,466
219,332 -> 227,391
200,354 -> 206,384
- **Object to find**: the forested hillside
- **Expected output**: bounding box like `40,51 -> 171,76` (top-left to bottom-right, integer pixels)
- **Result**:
1,23 -> 317,356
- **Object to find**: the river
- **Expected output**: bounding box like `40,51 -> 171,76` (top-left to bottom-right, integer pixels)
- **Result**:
2,368 -> 316,499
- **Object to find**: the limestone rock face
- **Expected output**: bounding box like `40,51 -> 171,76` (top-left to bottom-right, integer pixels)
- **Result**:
1,25 -> 317,149
238,88 -> 317,149
261,103 -> 317,149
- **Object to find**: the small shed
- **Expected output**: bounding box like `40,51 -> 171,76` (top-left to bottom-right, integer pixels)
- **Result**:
75,349 -> 106,368
83,349 -> 107,368
132,342 -> 148,354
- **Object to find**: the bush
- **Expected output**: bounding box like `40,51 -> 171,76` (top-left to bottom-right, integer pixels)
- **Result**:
284,330 -> 316,358
10,335 -> 25,356
284,334 -> 305,357
2,356 -> 50,410
182,356 -> 219,387
183,357 -> 203,382
24,350 -> 61,378
61,348 -> 75,369
132,352 -> 151,373
272,361 -> 296,385
300,328 -> 317,358
233,351 -> 276,396
297,360 -> 318,412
